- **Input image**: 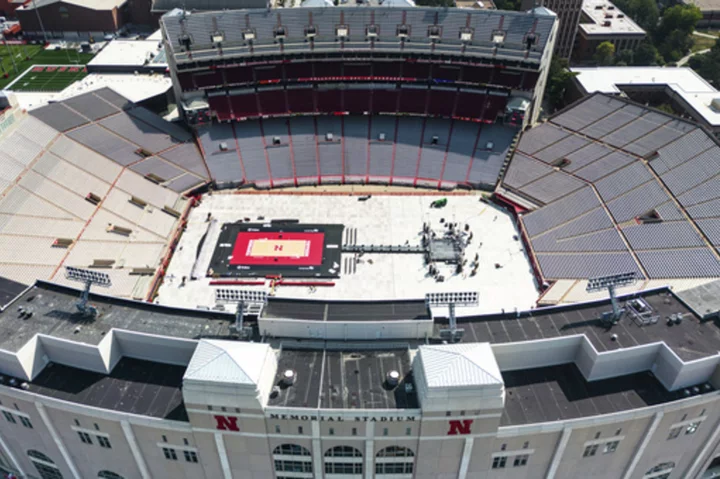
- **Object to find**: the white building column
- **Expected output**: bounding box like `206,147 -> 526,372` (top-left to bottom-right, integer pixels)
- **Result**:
214,432 -> 233,479
546,427 -> 572,479
622,412 -> 664,479
312,421 -> 324,479
0,428 -> 25,476
35,402 -> 81,479
365,422 -> 375,479
685,416 -> 720,479
457,437 -> 474,479
120,420 -> 151,479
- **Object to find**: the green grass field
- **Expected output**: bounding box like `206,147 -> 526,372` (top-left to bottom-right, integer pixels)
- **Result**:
10,65 -> 89,92
0,45 -> 95,90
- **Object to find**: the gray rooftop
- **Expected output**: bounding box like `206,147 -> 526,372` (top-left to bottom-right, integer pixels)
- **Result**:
263,298 -> 430,321
502,93 -> 720,281
161,7 -> 556,65
0,281 -> 233,352
676,280 -> 720,320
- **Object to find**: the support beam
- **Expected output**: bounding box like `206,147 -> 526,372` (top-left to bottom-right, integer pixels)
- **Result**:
215,432 -> 233,479
121,420 -> 151,479
35,402 -> 81,479
622,412 -> 664,479
546,427 -> 572,479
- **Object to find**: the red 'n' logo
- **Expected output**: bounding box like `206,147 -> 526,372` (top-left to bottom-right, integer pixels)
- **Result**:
447,419 -> 473,435
214,415 -> 240,431
274,245 -> 283,251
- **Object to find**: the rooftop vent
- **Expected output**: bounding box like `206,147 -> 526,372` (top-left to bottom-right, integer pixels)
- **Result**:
336,25 -> 349,38
282,369 -> 296,386
608,4 -> 615,8
618,13 -> 625,17
485,141 -> 494,151
135,148 -> 152,158
397,24 -> 410,39
85,192 -> 101,205
53,238 -> 74,248
367,24 -> 379,38
386,370 -> 400,387
305,25 -> 317,38
605,13 -> 613,18
273,136 -> 281,145
551,157 -> 571,168
711,97 -> 720,111
145,173 -> 164,184
211,32 -> 224,44
129,196 -> 148,208
525,33 -> 537,49
431,135 -> 439,145
378,132 -> 386,141
91,259 -> 115,268
594,4 -> 603,8
219,142 -> 228,151
492,30 -> 505,45
179,34 -> 192,50
326,132 -> 334,142
428,25 -> 441,40
603,20 -> 612,26
460,27 -> 473,42
242,29 -> 255,41
162,205 -> 181,218
107,224 -> 132,236
637,209 -> 662,224
274,26 -> 287,41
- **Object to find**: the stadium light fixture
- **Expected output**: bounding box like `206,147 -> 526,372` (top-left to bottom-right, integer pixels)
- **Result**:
64,266 -> 112,318
425,291 -> 479,342
586,272 -> 638,324
215,289 -> 268,339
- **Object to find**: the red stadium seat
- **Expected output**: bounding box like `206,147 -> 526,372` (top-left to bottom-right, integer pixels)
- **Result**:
343,62 -> 372,78
225,66 -> 253,85
454,92 -> 486,120
433,65 -> 461,82
254,65 -> 283,82
428,89 -> 456,118
345,89 -> 371,113
462,66 -> 493,85
373,62 -> 403,79
287,88 -> 315,113
399,88 -> 427,115
194,71 -> 223,89
258,89 -> 287,115
316,89 -> 343,113
177,72 -> 195,91
371,89 -> 399,114
314,62 -> 343,79
521,71 -> 540,91
494,70 -> 523,89
230,94 -> 260,118
208,95 -> 233,121
483,94 -> 508,123
285,62 -> 313,80
403,62 -> 430,80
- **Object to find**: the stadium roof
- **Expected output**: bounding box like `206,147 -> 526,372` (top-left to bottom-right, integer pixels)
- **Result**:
571,67 -> 720,128
19,0 -> 125,10
185,340 -> 271,385
161,7 -> 556,65
417,343 -> 502,389
500,93 -> 720,282
579,0 -> 645,36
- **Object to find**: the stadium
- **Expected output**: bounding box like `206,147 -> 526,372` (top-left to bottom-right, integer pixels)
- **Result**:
0,5 -> 718,479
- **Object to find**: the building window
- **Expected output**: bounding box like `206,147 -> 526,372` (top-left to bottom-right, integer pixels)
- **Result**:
162,435 -> 167,443
500,444 -> 506,451
644,461 -> 675,479
184,450 -> 199,463
183,438 -> 189,446
325,446 -> 362,458
604,441 -> 619,454
207,405 -> 213,411
329,428 -> 334,436
28,450 -> 64,479
274,444 -> 311,456
615,428 -> 622,436
583,445 -> 598,457
325,463 -> 362,474
2,411 -> 16,424
74,419 -> 80,426
492,456 -> 507,469
406,427 -> 412,436
275,460 -> 312,473
514,454 -> 529,467
522,441 -> 529,449
376,462 -> 413,474
382,428 -> 388,436
686,422 -> 701,435
298,426 -> 303,434
20,416 -> 33,429
352,427 -> 357,436
78,432 -> 93,445
94,423 -> 99,431
376,446 -> 413,458
97,436 -> 111,449
667,427 -> 682,440
98,472 -> 125,479
163,448 -> 178,461
594,432 -> 601,439
446,411 -> 451,417
275,425 -> 281,434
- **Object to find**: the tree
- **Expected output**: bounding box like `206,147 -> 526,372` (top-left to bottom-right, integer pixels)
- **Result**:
632,41 -> 664,66
615,49 -> 634,65
614,0 -> 659,32
689,38 -> 720,86
654,4 -> 702,62
595,41 -> 616,65
544,57 -> 577,112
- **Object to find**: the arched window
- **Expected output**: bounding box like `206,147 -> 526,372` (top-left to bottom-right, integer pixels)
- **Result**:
27,450 -> 64,479
376,446 -> 414,458
644,461 -> 675,479
325,446 -> 362,457
98,472 -> 125,479
273,444 -> 311,456
375,446 -> 415,475
273,444 -> 312,474
324,446 -> 362,475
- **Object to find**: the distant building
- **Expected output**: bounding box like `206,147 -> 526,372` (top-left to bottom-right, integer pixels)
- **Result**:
570,66 -> 720,136
521,0 -> 583,59
151,0 -> 266,14
573,0 -> 646,62
682,0 -> 720,27
16,0 -> 127,41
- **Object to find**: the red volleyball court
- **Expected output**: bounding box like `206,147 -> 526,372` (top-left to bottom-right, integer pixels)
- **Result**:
230,231 -> 325,266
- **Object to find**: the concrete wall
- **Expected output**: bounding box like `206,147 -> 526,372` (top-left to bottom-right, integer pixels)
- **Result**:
114,329 -> 197,366
260,317 -> 434,341
492,336 -> 583,371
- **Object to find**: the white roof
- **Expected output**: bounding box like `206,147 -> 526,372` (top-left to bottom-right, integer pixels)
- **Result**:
571,66 -> 720,127
417,343 -> 502,389
89,40 -> 165,67
20,0 -> 125,10
579,0 -> 645,35
184,339 -> 271,385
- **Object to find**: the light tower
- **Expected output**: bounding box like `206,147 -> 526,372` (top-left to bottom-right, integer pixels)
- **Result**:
425,291 -> 479,342
586,272 -> 638,325
64,266 -> 112,318
215,289 -> 268,339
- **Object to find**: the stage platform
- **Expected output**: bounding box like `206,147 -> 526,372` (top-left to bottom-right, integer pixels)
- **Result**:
209,223 -> 343,278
